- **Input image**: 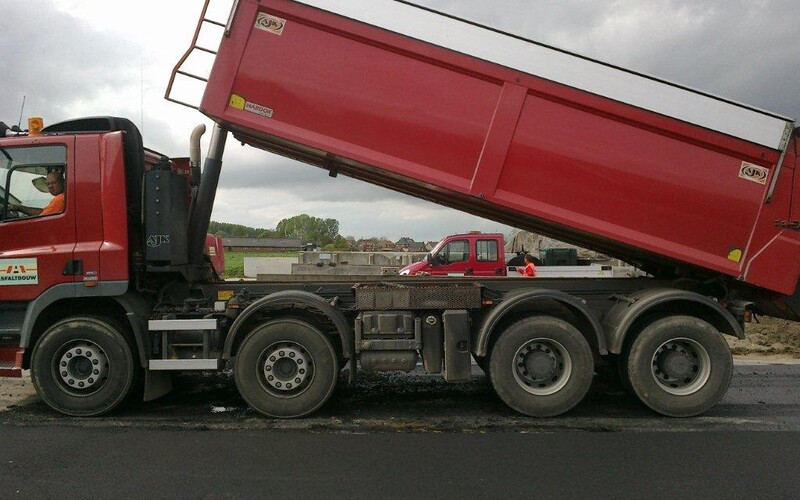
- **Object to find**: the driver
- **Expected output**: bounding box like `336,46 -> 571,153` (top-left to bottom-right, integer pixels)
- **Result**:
8,171 -> 65,216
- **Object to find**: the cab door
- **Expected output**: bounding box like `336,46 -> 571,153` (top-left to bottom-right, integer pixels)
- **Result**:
474,238 -> 503,276
430,238 -> 470,276
0,140 -> 77,300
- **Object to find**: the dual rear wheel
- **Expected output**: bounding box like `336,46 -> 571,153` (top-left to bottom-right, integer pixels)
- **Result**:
489,316 -> 594,417
621,316 -> 732,417
488,315 -> 732,418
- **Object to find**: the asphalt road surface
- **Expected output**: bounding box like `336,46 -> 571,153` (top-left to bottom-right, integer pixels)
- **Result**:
3,363 -> 800,432
1,363 -> 799,498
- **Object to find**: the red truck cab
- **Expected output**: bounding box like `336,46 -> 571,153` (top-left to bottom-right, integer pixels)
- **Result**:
400,233 -> 506,277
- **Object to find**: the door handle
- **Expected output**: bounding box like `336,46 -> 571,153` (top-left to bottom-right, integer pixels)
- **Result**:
62,259 -> 83,276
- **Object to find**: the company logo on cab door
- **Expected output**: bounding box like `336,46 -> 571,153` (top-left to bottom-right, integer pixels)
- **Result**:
0,258 -> 39,285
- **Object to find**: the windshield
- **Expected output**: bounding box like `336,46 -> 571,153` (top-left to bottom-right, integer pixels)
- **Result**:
429,238 -> 446,257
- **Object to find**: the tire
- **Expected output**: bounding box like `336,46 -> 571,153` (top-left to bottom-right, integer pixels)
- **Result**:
234,319 -> 338,418
489,316 -> 594,417
31,316 -> 136,417
625,316 -> 733,417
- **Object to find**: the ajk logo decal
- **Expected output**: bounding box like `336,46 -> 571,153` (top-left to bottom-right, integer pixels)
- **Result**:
0,258 -> 39,285
254,13 -> 286,35
739,162 -> 769,185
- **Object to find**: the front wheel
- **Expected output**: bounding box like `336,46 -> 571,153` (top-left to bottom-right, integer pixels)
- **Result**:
625,316 -> 732,417
489,316 -> 594,417
31,316 -> 136,416
234,319 -> 338,418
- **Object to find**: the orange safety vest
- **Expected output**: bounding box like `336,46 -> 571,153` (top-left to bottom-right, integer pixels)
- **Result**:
518,262 -> 536,277
40,193 -> 65,216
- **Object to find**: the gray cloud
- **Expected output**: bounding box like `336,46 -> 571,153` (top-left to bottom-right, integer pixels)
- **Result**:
0,4 -> 141,124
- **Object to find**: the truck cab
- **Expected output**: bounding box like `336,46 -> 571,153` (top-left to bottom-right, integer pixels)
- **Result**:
399,233 -> 506,276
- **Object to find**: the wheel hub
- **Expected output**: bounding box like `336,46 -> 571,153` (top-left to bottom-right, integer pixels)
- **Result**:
262,343 -> 311,392
651,338 -> 711,396
57,341 -> 109,391
525,350 -> 558,380
513,339 -> 572,396
657,349 -> 693,379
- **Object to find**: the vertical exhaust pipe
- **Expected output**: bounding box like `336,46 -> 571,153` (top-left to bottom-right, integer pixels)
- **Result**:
188,123 -> 227,267
189,124 -> 206,186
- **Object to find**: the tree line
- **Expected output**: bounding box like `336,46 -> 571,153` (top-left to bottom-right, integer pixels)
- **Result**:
209,214 -> 351,250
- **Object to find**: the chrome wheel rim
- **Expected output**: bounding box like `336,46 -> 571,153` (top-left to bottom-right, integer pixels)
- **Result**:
257,341 -> 314,398
54,340 -> 110,395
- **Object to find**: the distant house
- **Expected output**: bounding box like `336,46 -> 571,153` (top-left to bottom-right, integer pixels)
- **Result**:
378,240 -> 397,251
395,237 -> 425,252
356,239 -> 376,252
222,237 -> 303,252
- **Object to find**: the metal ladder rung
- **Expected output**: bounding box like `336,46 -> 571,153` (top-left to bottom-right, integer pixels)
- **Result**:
194,45 -> 218,55
203,18 -> 225,28
176,70 -> 209,83
165,97 -> 200,110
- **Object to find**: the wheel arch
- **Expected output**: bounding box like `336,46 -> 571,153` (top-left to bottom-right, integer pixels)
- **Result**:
474,289 -> 606,358
603,288 -> 744,355
22,285 -> 149,370
223,290 -> 352,361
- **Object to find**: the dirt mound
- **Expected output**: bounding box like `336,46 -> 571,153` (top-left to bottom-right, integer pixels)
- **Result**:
727,316 -> 800,358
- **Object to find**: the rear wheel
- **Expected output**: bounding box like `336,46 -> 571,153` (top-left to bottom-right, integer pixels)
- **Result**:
234,319 -> 338,418
625,316 -> 732,417
31,316 -> 136,416
489,316 -> 594,417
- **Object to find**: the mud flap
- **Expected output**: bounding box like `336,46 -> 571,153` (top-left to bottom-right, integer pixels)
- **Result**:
783,280 -> 800,322
143,370 -> 173,402
0,346 -> 24,378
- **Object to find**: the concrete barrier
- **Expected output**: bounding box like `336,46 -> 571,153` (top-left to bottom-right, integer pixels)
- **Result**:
299,251 -> 426,267
243,257 -> 295,277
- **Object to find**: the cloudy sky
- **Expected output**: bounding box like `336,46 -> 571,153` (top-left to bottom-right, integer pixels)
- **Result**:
1,0 -> 797,241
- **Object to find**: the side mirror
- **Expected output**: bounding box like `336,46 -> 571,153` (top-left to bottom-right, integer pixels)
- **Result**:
425,253 -> 433,265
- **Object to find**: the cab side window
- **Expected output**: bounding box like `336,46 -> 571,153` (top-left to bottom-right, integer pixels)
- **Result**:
1,145 -> 67,221
476,240 -> 498,262
440,239 -> 469,264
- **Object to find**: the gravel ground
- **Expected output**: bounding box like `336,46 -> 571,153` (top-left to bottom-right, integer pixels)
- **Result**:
729,315 -> 800,358
3,316 -> 798,413
0,375 -> 35,412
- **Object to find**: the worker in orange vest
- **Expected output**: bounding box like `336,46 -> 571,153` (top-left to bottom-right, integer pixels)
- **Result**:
9,171 -> 65,216
517,253 -> 537,277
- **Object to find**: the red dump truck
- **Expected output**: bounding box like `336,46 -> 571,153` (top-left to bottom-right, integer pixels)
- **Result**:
1,0 -> 798,419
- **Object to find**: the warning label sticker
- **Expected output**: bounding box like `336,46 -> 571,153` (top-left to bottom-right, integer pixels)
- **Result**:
0,258 -> 39,286
229,94 -> 274,119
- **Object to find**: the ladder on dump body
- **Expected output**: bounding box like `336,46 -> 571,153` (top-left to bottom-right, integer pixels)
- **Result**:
165,0 -> 239,110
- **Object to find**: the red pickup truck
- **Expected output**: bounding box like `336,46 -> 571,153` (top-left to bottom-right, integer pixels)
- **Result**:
399,233 -> 507,277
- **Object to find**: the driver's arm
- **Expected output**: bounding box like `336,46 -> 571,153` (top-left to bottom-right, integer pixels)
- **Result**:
7,203 -> 42,216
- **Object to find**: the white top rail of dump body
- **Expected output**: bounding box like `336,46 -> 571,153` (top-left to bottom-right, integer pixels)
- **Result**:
290,0 -> 794,151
